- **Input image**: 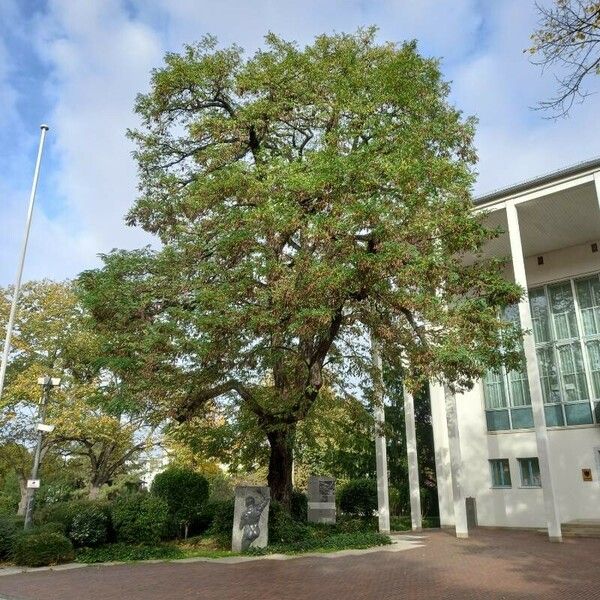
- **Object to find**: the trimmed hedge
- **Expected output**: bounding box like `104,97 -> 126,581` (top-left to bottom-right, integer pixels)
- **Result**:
69,505 -> 109,547
338,479 -> 378,518
12,531 -> 75,567
0,516 -> 22,560
151,468 -> 209,538
111,493 -> 169,545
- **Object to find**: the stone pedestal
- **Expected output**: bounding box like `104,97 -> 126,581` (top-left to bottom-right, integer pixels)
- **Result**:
231,486 -> 270,552
307,476 -> 336,524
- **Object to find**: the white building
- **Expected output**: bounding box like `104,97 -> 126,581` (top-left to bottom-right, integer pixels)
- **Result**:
430,158 -> 600,541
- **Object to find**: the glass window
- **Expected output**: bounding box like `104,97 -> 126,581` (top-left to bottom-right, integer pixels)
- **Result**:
586,339 -> 600,399
556,343 -> 589,402
483,370 -> 507,409
518,457 -> 541,487
575,276 -> 600,336
536,346 -> 561,404
548,282 -> 578,340
529,287 -> 551,344
490,459 -> 511,488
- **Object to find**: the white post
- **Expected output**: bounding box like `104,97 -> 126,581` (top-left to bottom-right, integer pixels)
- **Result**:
594,172 -> 600,214
506,201 -> 562,542
0,125 -> 49,402
371,335 -> 390,534
444,384 -> 469,538
403,384 -> 422,531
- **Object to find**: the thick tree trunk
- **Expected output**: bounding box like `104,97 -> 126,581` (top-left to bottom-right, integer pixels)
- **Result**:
88,484 -> 102,500
266,425 -> 295,511
17,477 -> 27,516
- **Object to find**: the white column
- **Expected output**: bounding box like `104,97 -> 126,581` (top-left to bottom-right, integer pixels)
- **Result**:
444,384 -> 469,538
594,172 -> 600,214
506,201 -> 562,542
403,385 -> 422,531
371,336 -> 390,534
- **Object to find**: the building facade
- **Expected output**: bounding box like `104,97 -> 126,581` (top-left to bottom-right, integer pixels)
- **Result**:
430,158 -> 600,540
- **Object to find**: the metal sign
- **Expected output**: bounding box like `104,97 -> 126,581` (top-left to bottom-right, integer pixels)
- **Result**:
36,423 -> 55,433
582,468 -> 593,482
26,479 -> 41,489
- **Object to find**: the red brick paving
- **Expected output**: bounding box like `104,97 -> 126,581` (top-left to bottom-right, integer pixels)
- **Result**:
1,529 -> 599,600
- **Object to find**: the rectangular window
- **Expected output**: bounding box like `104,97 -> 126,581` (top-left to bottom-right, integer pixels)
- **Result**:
548,282 -> 579,340
575,276 -> 600,336
518,457 -> 541,488
489,459 -> 511,488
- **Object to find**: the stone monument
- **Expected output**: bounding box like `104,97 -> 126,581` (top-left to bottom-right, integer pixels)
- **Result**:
307,476 -> 336,524
231,485 -> 270,552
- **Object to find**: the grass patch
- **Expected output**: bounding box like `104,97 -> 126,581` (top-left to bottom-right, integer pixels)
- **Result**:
390,516 -> 440,531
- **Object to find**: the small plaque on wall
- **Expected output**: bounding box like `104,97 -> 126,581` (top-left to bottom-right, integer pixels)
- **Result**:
582,468 -> 593,482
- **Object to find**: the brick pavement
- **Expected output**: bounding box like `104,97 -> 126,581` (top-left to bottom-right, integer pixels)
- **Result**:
0,529 -> 599,600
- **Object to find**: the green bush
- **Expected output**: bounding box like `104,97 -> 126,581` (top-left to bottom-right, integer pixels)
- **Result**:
290,490 -> 308,523
206,498 -> 235,548
12,532 -> 75,567
0,493 -> 18,517
337,515 -> 377,533
338,479 -> 378,518
151,467 -> 209,539
112,493 -> 169,545
269,500 -> 311,545
0,516 -> 23,559
69,505 -> 109,547
77,543 -> 185,564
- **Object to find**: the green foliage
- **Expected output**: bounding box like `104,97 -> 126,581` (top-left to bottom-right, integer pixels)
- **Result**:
0,516 -> 22,559
339,479 -> 378,518
76,543 -> 185,564
69,505 -> 109,547
290,490 -> 308,523
111,493 -> 169,545
80,29 -> 522,508
12,532 -> 75,567
206,498 -> 235,547
151,467 -> 209,537
269,500 -> 311,545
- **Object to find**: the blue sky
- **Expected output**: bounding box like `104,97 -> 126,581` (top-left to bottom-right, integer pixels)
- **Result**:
1,0 -> 599,285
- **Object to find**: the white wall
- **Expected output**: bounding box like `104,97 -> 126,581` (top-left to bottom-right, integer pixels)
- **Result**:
432,241 -> 600,528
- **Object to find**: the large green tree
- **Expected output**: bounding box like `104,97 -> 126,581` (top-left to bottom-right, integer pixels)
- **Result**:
79,30 -> 522,508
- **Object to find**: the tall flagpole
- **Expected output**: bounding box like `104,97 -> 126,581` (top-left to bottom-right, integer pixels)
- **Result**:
0,125 -> 49,402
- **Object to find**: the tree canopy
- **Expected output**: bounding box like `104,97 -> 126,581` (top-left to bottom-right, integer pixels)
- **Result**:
79,29 -> 523,507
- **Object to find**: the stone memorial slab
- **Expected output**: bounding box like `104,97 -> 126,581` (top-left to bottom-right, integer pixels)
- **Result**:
231,485 -> 270,552
308,476 -> 336,524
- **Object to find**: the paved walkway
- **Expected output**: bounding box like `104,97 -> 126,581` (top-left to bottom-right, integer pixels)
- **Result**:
0,529 -> 599,600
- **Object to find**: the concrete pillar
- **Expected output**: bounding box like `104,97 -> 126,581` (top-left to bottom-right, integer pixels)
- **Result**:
444,384 -> 469,538
371,336 -> 390,534
506,201 -> 562,542
594,172 -> 600,214
403,385 -> 422,531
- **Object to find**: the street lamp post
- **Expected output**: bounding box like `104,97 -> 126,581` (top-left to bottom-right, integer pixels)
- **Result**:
23,375 -> 59,530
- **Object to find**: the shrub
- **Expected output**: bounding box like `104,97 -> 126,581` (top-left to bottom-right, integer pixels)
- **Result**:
12,532 -> 75,567
69,505 -> 109,547
76,542 -> 185,564
338,479 -> 378,518
269,500 -> 311,545
206,498 -> 235,548
0,493 -> 18,517
290,490 -> 308,523
151,467 -> 209,539
0,516 -> 22,560
111,493 -> 169,545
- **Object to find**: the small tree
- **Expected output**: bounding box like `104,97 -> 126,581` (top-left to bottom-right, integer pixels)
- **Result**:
151,467 -> 209,539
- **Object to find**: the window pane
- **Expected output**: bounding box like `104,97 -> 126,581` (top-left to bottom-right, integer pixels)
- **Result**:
483,370 -> 507,409
511,407 -> 534,429
529,288 -> 551,343
585,339 -> 600,399
507,369 -> 531,406
486,410 -> 510,431
536,347 -> 561,404
544,404 -> 565,426
548,282 -> 578,340
564,402 -> 593,425
575,276 -> 600,336
490,459 -> 511,487
519,458 -> 541,487
556,343 -> 589,402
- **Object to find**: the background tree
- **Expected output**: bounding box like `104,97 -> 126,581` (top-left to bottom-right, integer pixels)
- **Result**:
0,281 -> 157,500
529,0 -> 600,115
80,29 -> 523,509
